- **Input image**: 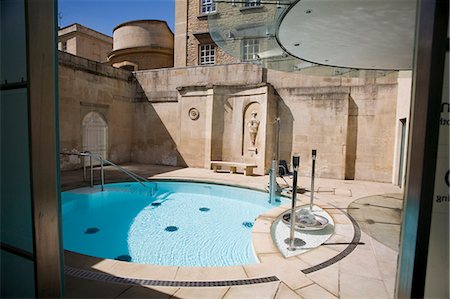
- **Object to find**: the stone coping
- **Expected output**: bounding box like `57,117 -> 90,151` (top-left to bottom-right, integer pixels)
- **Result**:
64,179 -> 358,287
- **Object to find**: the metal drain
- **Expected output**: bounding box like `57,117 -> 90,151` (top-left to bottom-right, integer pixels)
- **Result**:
65,266 -> 279,287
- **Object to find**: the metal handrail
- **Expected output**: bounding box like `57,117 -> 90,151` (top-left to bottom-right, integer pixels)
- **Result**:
60,151 -> 152,191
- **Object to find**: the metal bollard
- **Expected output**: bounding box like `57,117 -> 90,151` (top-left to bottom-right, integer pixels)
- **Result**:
310,150 -> 317,211
289,156 -> 300,251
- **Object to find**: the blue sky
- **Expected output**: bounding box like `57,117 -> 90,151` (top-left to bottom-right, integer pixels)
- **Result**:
58,0 -> 175,36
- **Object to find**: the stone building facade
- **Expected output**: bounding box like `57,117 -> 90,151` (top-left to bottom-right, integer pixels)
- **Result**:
59,48 -> 408,183
58,23 -> 112,63
174,0 -> 239,67
57,5 -> 412,184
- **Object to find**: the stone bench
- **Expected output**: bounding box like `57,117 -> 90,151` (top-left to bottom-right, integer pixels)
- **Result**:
210,161 -> 258,176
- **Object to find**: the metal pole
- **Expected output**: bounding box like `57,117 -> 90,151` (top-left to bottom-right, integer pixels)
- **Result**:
90,155 -> 93,188
269,160 -> 277,204
275,117 -> 280,163
289,156 -> 300,250
100,157 -> 104,191
310,150 -> 317,211
83,156 -> 86,181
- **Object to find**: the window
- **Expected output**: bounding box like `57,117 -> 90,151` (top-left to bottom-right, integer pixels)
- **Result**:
199,44 -> 216,65
62,41 -> 67,52
242,39 -> 259,61
244,0 -> 261,7
201,0 -> 216,14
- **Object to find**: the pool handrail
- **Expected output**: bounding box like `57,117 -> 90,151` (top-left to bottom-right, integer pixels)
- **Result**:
60,151 -> 153,191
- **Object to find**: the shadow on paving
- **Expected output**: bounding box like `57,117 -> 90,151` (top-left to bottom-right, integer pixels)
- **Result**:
348,193 -> 403,251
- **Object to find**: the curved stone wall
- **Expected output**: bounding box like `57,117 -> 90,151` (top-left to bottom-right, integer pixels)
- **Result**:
108,20 -> 174,70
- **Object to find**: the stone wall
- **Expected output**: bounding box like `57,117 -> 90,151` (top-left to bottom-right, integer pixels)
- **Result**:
266,69 -> 399,181
74,33 -> 112,63
132,64 -> 399,181
58,51 -> 135,170
58,54 -> 400,182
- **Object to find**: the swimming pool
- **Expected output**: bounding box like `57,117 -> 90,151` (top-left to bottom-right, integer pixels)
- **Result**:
62,181 -> 283,267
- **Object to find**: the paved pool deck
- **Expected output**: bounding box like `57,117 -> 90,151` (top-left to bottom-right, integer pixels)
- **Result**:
61,163 -> 403,299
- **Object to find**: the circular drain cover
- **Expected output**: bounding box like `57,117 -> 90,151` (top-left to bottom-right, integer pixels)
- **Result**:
242,221 -> 254,228
84,227 -> 100,234
165,226 -> 179,232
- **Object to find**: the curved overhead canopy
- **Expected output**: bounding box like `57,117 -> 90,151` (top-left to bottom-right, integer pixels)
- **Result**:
209,0 -> 416,76
278,0 -> 416,70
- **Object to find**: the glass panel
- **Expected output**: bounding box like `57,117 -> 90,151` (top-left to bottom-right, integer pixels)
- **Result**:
0,250 -> 35,298
208,0 -> 404,77
0,89 -> 34,253
0,0 -> 27,83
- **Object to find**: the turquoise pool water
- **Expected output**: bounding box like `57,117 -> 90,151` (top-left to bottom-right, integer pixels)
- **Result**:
62,181 -> 282,267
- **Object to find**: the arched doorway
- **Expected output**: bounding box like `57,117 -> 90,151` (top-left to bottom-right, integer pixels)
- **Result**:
82,111 -> 108,165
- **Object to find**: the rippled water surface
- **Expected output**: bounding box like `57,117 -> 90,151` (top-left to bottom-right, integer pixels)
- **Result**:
62,182 -> 282,267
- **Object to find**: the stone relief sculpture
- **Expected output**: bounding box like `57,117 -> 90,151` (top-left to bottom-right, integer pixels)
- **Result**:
188,107 -> 200,120
247,111 -> 260,147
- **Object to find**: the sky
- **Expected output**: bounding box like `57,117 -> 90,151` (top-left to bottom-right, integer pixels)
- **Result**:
57,0 -> 175,36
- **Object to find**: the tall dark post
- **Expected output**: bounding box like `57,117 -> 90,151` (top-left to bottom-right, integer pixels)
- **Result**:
289,155 -> 300,250
310,150 -> 317,211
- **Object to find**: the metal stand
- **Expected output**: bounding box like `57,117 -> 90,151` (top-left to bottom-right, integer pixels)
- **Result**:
89,154 -> 93,188
289,156 -> 300,251
310,150 -> 317,211
269,117 -> 281,204
100,158 -> 105,191
269,160 -> 277,204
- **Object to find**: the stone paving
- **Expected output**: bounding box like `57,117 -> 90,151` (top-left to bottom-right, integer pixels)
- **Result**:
61,163 -> 403,299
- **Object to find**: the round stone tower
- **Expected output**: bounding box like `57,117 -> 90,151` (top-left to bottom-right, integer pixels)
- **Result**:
108,20 -> 174,71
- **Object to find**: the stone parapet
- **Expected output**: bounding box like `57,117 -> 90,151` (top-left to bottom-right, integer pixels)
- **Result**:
58,51 -> 132,81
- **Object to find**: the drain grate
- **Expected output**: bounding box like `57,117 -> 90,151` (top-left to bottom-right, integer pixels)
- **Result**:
65,266 -> 279,287
301,207 -> 362,274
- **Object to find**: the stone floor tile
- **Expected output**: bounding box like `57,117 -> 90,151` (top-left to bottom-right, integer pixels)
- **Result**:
172,287 -> 229,299
334,188 -> 352,197
339,246 -> 383,280
274,282 -> 304,299
295,283 -> 338,299
244,255 -> 313,290
115,285 -> 178,299
339,272 -> 390,299
260,207 -> 289,219
64,276 -> 130,298
256,252 -> 303,267
322,232 -> 354,251
253,217 -> 274,233
331,213 -> 352,224
370,238 -> 399,263
65,251 -> 118,273
253,232 -> 279,254
223,282 -> 280,299
107,262 -> 178,280
378,261 -> 398,299
333,224 -> 354,239
174,266 -> 247,281
306,264 -> 339,297
295,246 -> 339,266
